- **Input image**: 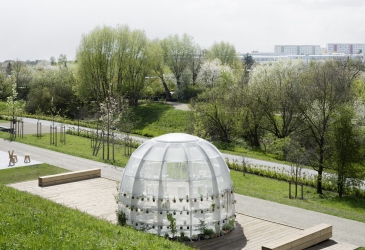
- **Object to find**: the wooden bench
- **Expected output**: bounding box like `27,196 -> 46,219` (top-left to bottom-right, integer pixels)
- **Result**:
0,126 -> 12,132
38,168 -> 101,187
262,223 -> 332,250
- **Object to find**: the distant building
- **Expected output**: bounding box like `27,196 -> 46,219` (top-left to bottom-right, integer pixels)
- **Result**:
327,43 -> 365,54
274,45 -> 321,55
240,52 -> 364,64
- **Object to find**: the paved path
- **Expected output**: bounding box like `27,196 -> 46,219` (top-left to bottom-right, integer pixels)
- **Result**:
1,138 -> 364,247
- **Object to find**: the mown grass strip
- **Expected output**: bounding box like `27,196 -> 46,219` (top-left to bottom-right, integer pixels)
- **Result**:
231,171 -> 365,223
0,132 -> 132,168
0,164 -> 69,185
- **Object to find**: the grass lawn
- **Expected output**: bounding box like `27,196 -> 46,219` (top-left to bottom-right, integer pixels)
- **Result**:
0,184 -> 190,249
0,163 -> 69,184
231,170 -> 365,223
0,164 -> 191,249
1,132 -> 133,168
131,102 -> 190,137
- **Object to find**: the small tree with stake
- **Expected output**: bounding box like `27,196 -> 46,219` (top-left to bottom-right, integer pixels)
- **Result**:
285,139 -> 306,199
6,79 -> 24,140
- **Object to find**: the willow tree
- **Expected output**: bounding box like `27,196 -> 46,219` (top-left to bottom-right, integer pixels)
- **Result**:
76,25 -> 117,104
120,29 -> 152,106
77,25 -> 152,106
161,34 -> 195,99
205,41 -> 237,67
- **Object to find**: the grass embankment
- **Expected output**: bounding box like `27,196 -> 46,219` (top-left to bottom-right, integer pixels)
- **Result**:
0,164 -> 191,249
0,186 -> 190,249
231,171 -> 365,223
131,103 -> 190,137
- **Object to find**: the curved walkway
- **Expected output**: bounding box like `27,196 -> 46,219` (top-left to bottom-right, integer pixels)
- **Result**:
1,139 -> 364,247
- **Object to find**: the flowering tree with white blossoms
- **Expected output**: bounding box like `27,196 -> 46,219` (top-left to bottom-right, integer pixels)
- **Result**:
197,59 -> 232,88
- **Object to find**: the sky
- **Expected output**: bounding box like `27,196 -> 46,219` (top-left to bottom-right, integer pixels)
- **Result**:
1,0 -> 365,62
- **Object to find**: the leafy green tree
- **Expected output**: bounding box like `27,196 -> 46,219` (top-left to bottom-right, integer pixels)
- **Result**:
161,34 -> 195,99
149,39 -> 172,99
298,59 -> 362,194
205,41 -> 237,66
6,78 -> 25,126
193,70 -> 239,142
242,53 -> 254,70
0,72 -> 12,100
77,25 -> 152,106
189,44 -> 203,86
58,54 -> 67,67
6,62 -> 12,76
76,25 -> 117,104
26,67 -> 77,117
119,28 -> 152,106
248,59 -> 305,139
11,60 -> 33,100
50,56 -> 56,66
328,105 -> 364,197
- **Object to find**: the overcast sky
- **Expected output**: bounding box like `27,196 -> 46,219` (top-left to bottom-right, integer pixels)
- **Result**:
1,0 -> 364,62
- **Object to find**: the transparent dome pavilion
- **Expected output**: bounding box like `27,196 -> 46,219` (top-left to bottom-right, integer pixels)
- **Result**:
118,133 -> 235,238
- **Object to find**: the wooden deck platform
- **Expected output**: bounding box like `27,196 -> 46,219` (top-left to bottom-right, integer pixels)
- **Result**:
8,178 -> 357,250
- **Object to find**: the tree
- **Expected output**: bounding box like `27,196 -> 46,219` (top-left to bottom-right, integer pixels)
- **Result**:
119,28 -> 152,106
11,60 -> 33,100
205,41 -> 237,66
298,58 -> 362,194
238,87 -> 264,148
77,25 -> 152,106
98,86 -> 122,160
26,67 -> 77,117
58,54 -> 67,67
197,59 -> 226,88
285,139 -> 306,199
6,78 -> 25,138
242,53 -> 254,70
161,34 -> 195,99
50,56 -> 56,66
149,39 -> 172,99
6,62 -> 12,75
189,44 -> 203,86
248,59 -> 305,139
328,105 -> 364,197
0,71 -> 12,100
193,70 -> 239,142
76,25 -> 117,104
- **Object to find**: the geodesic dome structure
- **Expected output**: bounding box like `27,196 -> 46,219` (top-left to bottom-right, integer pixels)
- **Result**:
118,133 -> 235,238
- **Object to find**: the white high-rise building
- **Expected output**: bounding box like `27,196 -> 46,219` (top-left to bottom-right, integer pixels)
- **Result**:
327,43 -> 365,54
274,45 -> 321,55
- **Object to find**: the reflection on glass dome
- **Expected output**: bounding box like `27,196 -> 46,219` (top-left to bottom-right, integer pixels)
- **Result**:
118,133 -> 236,239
